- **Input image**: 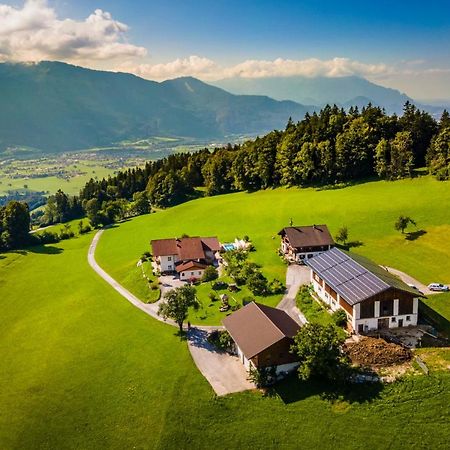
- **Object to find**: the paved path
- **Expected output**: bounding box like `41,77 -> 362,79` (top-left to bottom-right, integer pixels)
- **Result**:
88,229 -> 219,332
277,264 -> 310,325
384,266 -> 437,296
186,328 -> 255,396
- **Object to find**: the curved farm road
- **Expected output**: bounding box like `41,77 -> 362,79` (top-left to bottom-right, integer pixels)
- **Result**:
88,229 -> 254,396
384,267 -> 438,296
88,229 -> 178,326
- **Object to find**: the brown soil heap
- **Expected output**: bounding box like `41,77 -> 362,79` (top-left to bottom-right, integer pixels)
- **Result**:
344,336 -> 412,367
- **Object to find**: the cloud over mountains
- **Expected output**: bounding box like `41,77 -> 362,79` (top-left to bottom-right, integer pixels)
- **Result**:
0,0 -> 146,62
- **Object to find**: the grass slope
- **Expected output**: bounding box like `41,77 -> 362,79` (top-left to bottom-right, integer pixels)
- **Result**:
1,235 -> 450,448
96,176 -> 450,325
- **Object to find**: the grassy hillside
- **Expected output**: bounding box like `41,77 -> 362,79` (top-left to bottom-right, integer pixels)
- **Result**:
1,234 -> 449,448
96,175 -> 450,325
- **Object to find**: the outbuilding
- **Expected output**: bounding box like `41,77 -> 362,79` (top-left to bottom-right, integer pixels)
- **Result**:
222,302 -> 300,376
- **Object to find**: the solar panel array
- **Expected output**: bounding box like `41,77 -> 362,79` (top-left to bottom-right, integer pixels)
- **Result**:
306,248 -> 390,305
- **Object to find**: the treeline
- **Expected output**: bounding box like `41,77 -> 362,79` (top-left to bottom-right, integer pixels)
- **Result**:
2,102 -> 450,252
77,102 -> 449,210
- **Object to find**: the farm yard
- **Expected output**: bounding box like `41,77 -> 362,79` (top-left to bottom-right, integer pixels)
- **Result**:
96,175 -> 450,326
1,175 -> 450,448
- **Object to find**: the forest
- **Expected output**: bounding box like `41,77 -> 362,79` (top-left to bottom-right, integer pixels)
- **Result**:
2,102 -> 450,251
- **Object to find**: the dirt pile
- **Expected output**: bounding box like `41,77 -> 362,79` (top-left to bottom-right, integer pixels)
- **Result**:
344,336 -> 412,367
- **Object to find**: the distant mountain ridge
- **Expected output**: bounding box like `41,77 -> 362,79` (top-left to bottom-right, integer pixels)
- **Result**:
214,75 -> 444,116
0,61 -> 312,154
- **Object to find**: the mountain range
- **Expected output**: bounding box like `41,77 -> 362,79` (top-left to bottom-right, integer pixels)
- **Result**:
214,75 -> 443,116
0,62 -> 311,154
0,62 -> 445,155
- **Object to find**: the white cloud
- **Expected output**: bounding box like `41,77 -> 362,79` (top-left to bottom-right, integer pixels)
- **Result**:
0,0 -> 146,62
122,55 -> 218,80
120,56 -> 392,81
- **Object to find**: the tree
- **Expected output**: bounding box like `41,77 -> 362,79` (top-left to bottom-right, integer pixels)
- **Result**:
335,226 -> 349,245
1,201 -> 30,249
427,127 -> 450,180
130,191 -> 151,216
202,265 -> 218,282
389,131 -> 414,179
374,138 -> 390,178
291,323 -> 349,381
394,215 -> 416,234
157,285 -> 199,332
247,271 -> 269,296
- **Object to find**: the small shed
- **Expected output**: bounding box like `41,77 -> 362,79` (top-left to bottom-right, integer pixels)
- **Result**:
222,302 -> 300,376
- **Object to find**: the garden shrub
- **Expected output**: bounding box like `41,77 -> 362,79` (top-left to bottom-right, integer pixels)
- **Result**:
202,265 -> 219,282
332,309 -> 348,327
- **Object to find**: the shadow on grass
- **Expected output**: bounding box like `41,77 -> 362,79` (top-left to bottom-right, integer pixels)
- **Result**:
336,241 -> 364,251
12,245 -> 64,255
269,372 -> 383,405
406,229 -> 427,241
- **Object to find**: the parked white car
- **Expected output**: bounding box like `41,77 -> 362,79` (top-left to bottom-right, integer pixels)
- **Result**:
428,283 -> 450,292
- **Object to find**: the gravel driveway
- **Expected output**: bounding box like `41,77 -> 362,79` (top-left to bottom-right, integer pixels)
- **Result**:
187,328 -> 255,396
277,264 -> 310,325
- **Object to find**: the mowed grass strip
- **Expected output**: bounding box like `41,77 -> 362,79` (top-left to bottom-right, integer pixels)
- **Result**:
96,176 -> 450,325
1,233 -> 450,448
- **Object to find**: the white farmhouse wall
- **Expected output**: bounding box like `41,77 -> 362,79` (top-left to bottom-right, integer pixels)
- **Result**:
179,269 -> 205,281
310,268 -> 419,333
158,255 -> 178,272
236,345 -> 251,370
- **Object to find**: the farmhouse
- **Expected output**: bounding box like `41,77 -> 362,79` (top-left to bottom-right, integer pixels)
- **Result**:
305,248 -> 425,333
223,302 -> 300,376
278,225 -> 334,263
151,236 -> 220,280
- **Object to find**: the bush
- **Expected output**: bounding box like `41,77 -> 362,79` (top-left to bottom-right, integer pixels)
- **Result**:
332,309 -> 348,327
208,292 -> 218,302
207,330 -> 233,351
59,229 -> 75,240
202,265 -> 219,282
269,278 -> 285,294
77,221 -> 92,234
248,366 -> 277,388
34,231 -> 60,244
230,304 -> 241,312
242,296 -> 255,305
212,281 -> 228,290
150,280 -> 159,290
247,271 -> 269,296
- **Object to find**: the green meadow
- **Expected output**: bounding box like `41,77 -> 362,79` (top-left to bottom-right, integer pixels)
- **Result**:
1,232 -> 450,449
96,175 -> 450,325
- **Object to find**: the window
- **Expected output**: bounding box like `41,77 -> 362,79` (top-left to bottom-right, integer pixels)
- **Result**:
168,264 -> 172,270
391,317 -> 396,322
406,315 -> 411,321
191,272 -> 195,276
167,256 -> 172,261
198,271 -> 202,275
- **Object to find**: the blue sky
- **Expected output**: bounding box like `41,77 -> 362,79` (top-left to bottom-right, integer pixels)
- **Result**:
1,0 -> 450,99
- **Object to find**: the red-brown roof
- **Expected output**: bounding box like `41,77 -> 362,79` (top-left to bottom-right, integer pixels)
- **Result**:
177,237 -> 205,260
278,225 -> 334,248
175,261 -> 207,272
151,238 -> 178,257
151,236 -> 220,259
222,302 -> 300,359
201,237 -> 221,252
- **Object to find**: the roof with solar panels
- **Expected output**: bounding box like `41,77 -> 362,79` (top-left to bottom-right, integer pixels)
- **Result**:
305,247 -> 424,305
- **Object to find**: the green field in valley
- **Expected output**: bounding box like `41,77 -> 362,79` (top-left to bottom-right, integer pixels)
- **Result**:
96,175 -> 450,325
1,231 -> 450,448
